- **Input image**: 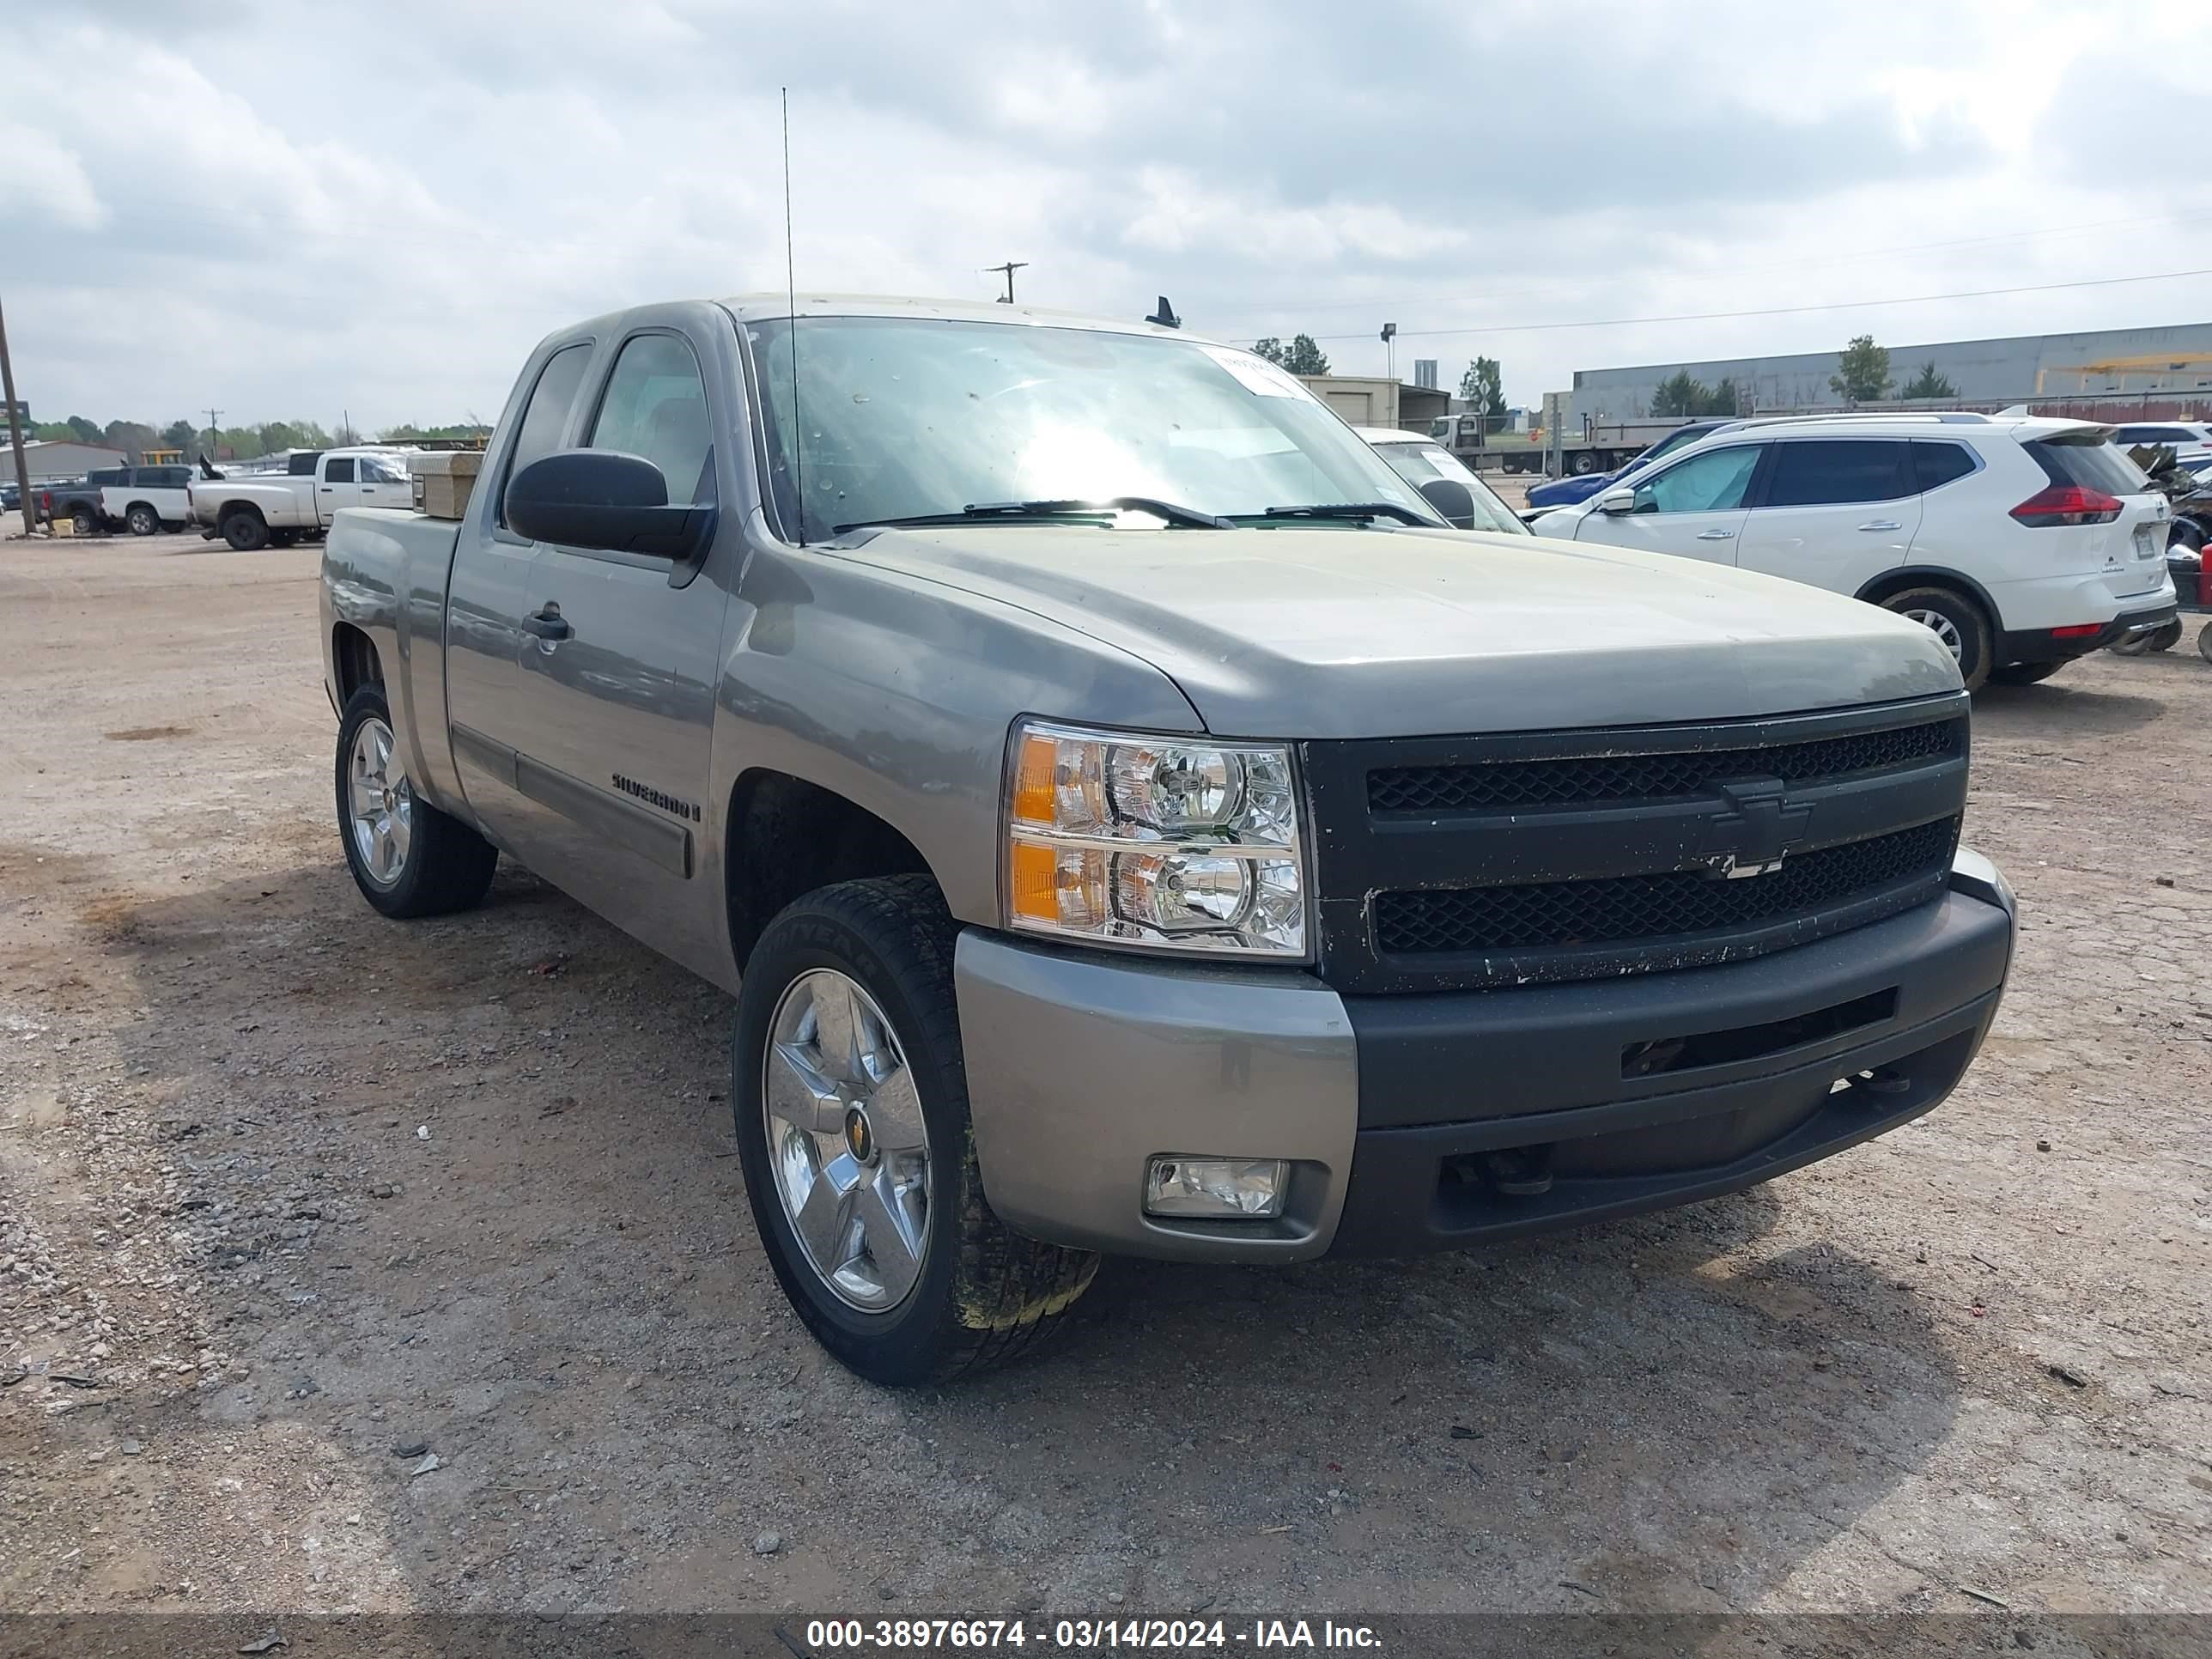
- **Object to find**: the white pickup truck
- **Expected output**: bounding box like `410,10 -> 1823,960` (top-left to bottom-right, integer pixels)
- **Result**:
98,465 -> 196,535
188,447 -> 415,549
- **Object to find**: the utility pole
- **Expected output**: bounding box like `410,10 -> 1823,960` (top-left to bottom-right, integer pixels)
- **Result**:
204,408 -> 222,462
0,293 -> 36,538
985,261 -> 1029,305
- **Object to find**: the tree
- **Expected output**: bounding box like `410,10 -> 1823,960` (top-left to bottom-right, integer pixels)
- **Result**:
1650,370 -> 1711,417
1704,377 -> 1741,416
1901,361 -> 1957,401
65,415 -> 102,444
1460,356 -> 1506,433
102,421 -> 157,463
1281,333 -> 1330,376
161,419 -> 199,453
1829,334 -> 1893,405
1251,334 -> 1329,374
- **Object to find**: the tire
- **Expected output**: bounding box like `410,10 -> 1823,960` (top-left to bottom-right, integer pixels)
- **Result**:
335,684 -> 497,919
1988,659 -> 2066,685
2168,518 -> 2206,553
1879,585 -> 1994,691
732,876 -> 1098,1386
125,503 -> 159,536
2145,620 -> 2183,653
222,510 -> 270,551
1569,451 -> 1598,475
70,508 -> 96,538
2201,622 -> 2212,665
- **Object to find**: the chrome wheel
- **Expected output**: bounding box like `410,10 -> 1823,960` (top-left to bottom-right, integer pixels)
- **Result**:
347,716 -> 412,886
761,969 -> 930,1312
1900,606 -> 1963,661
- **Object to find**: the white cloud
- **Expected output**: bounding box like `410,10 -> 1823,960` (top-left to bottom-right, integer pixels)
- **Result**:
6,0 -> 2211,429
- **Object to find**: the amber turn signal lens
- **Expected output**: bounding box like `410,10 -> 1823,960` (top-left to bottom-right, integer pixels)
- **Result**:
1012,732 -> 1058,827
1009,840 -> 1058,921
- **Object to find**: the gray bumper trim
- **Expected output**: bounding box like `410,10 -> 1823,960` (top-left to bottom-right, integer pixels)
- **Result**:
955,933 -> 1358,1262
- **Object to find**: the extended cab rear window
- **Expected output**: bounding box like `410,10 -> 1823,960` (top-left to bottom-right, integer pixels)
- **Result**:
2028,436 -> 2148,496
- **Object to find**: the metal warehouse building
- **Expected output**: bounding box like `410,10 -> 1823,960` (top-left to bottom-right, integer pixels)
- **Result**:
1567,321 -> 2212,426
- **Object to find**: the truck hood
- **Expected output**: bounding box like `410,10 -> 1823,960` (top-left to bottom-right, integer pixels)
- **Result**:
840,524 -> 1961,738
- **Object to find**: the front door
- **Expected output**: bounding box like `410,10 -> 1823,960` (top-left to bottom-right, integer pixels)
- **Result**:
511,325 -> 732,975
1577,441 -> 1764,568
317,455 -> 363,518
1735,438 -> 1919,597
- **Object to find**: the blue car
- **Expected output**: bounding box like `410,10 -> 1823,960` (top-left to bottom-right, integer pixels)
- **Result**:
1524,420 -> 1734,509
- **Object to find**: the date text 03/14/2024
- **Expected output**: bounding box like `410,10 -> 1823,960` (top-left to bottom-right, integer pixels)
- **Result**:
800,1619 -> 1383,1650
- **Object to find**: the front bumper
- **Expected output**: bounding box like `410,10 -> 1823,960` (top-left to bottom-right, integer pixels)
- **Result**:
957,851 -> 2015,1263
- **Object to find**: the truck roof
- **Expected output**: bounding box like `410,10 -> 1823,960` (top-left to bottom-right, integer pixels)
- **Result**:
716,292 -> 1202,342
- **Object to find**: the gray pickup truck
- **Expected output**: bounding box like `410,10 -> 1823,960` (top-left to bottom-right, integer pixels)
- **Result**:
320,295 -> 2017,1384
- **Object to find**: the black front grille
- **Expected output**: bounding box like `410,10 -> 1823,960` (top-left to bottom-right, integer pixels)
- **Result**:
1373,817 -> 1960,957
1303,696 -> 1973,994
1369,716 -> 1963,814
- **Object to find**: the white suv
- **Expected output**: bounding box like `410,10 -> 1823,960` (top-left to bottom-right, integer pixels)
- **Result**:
1528,414 -> 2180,688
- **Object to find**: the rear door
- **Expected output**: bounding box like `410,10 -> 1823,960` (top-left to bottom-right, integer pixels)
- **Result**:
1735,438 -> 1918,597
444,339 -> 599,848
355,451 -> 410,512
142,466 -> 193,521
1572,441 -> 1764,566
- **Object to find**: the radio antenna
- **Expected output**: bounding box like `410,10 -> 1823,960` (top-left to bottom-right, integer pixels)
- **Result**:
781,86 -> 805,545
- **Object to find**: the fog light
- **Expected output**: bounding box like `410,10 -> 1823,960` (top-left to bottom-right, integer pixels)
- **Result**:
1144,1156 -> 1287,1218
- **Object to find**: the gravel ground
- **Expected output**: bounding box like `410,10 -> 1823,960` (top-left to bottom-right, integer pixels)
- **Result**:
1,531 -> 2208,1620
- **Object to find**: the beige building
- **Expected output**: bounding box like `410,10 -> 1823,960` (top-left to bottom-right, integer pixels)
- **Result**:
11,440 -> 128,481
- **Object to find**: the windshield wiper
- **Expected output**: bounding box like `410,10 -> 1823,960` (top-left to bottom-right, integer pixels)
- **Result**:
1249,501 -> 1432,526
836,497 -> 1232,534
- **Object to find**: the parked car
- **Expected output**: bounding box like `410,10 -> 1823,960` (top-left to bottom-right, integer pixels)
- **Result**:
1529,413 -> 2179,689
99,464 -> 196,535
321,295 -> 2017,1384
2107,421 -> 2212,457
1524,418 -> 1737,510
189,447 -> 413,549
1355,427 -> 1529,533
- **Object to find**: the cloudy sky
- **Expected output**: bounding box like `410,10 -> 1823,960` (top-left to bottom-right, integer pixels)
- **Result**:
9,0 -> 2212,433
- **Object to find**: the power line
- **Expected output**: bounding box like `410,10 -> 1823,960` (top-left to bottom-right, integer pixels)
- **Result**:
1295,267 -> 2212,344
1208,209 -> 2212,325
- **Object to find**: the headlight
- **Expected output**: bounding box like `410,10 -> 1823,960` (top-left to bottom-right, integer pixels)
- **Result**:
1003,720 -> 1309,957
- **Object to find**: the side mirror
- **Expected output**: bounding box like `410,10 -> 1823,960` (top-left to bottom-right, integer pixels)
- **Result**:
506,450 -> 714,560
1417,477 -> 1476,530
1595,486 -> 1638,514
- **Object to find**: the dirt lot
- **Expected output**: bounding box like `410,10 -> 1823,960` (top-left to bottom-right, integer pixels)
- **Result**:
2,531 -> 2209,1620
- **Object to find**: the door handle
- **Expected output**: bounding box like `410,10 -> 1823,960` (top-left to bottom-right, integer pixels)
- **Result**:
1857,520 -> 1902,532
523,605 -> 571,641
1695,528 -> 1735,541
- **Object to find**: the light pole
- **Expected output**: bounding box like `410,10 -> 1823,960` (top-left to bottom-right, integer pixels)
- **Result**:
1380,323 -> 1398,422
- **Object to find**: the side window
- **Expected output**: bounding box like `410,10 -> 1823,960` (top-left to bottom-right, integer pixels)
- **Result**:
360,453 -> 409,485
1759,440 -> 1910,507
1911,441 -> 1976,493
1632,445 -> 1762,514
324,457 -> 356,484
499,343 -> 594,528
586,332 -> 713,507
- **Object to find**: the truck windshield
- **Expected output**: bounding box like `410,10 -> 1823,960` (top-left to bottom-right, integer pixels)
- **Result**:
748,316 -> 1435,542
